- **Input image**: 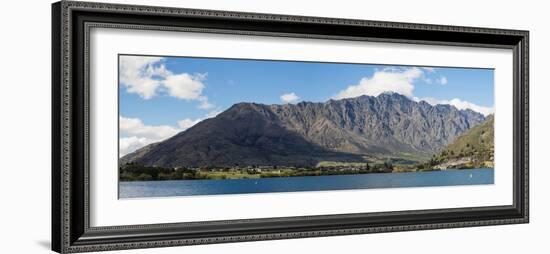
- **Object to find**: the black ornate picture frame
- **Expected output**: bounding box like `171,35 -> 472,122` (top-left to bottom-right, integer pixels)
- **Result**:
52,1 -> 529,253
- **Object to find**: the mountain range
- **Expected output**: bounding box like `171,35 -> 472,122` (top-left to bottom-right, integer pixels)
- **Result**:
121,93 -> 486,167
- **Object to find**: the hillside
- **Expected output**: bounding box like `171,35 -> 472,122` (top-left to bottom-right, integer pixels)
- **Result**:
430,115 -> 494,169
121,93 -> 486,168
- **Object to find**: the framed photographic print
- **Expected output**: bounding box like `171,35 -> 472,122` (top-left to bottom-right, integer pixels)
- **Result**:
52,1 -> 529,253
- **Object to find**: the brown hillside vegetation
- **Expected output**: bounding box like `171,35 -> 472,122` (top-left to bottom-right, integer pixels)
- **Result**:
430,115 -> 494,169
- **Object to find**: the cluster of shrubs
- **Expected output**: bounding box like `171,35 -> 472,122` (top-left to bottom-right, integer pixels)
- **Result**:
119,163 -> 195,181
420,142 -> 494,170
120,161 -> 397,182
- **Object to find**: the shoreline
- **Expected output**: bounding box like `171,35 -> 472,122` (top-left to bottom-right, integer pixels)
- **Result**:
120,167 -> 494,182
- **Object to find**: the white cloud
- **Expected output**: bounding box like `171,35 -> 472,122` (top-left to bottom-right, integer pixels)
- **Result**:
423,75 -> 447,85
119,136 -> 150,157
280,92 -> 300,103
438,76 -> 448,85
204,109 -> 223,118
197,96 -> 213,109
163,73 -> 205,100
177,109 -> 222,130
177,118 -> 202,130
119,56 -> 166,99
334,67 -> 423,99
414,97 -> 494,116
119,109 -> 225,156
119,116 -> 182,157
119,55 -> 212,109
119,116 -> 180,141
333,66 -> 490,116
424,78 -> 433,84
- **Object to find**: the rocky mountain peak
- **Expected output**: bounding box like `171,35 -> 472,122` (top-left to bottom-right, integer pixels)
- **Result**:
122,94 -> 486,167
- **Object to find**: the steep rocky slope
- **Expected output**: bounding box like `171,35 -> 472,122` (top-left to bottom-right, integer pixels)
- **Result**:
122,93 -> 485,167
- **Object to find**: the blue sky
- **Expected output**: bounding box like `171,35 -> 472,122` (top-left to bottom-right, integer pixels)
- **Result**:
118,55 -> 494,156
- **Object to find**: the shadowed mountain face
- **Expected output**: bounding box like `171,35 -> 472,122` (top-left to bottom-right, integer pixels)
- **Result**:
121,93 -> 486,167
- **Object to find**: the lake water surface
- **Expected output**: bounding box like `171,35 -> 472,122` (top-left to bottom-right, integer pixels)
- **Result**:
119,168 -> 494,198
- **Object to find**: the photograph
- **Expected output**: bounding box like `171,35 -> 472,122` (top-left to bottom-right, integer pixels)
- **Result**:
46,1 -> 533,253
118,55 -> 495,198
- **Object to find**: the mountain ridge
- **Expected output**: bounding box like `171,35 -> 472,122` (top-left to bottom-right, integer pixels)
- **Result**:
121,93 -> 486,167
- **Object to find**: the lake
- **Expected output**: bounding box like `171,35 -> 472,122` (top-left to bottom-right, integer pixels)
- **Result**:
119,168 -> 494,198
